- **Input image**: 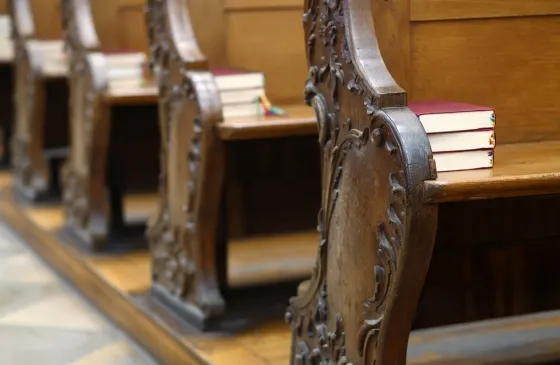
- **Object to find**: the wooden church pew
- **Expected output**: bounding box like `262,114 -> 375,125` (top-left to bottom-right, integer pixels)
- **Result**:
287,0 -> 560,364
9,0 -> 68,201
145,0 -> 320,330
60,0 -> 159,251
0,0 -> 13,168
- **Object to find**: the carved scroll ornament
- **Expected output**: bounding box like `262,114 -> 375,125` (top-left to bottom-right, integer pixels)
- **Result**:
146,0 -> 225,321
10,0 -> 51,199
287,1 -> 438,364
60,0 -> 112,249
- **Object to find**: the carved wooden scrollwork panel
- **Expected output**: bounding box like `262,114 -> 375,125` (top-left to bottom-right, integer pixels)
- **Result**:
146,0 -> 226,321
61,52 -> 110,247
11,42 -> 38,183
287,1 -> 438,364
10,0 -> 51,199
61,0 -> 111,249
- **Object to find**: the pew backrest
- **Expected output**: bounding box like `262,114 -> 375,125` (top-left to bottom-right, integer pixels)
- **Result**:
10,0 -> 62,41
374,0 -> 560,144
168,0 -> 307,103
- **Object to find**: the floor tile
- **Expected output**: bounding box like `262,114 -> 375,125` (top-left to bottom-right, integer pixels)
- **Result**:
0,253 -> 59,285
0,291 -> 110,332
0,282 -> 61,317
0,213 -> 159,364
0,223 -> 27,253
0,325 -> 118,365
70,340 -> 158,365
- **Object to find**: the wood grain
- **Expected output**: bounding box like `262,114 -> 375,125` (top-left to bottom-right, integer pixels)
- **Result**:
411,0 -> 560,21
372,0 -> 412,90
89,0 -> 150,52
217,104 -> 316,140
425,141 -> 560,202
103,86 -> 158,105
30,0 -> 63,39
411,16 -> 560,144
225,9 -> 307,103
118,4 -> 149,54
224,0 -> 301,10
187,0 -> 227,69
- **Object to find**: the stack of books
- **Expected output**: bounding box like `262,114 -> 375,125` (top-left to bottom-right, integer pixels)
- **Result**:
211,68 -> 283,119
106,52 -> 148,93
0,16 -> 66,71
408,101 -> 495,172
0,15 -> 12,62
40,40 -> 67,76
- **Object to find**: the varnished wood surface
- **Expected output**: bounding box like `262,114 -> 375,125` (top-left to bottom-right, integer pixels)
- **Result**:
228,231 -> 316,287
408,310 -> 560,364
224,0 -> 300,10
3,170 -> 560,365
103,91 -> 316,140
410,0 -> 560,21
425,141 -> 560,203
411,16 -> 560,144
217,104 -> 316,140
103,86 -> 158,105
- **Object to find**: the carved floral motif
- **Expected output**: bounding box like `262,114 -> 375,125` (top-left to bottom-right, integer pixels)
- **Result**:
61,55 -> 94,234
60,0 -> 103,242
145,0 -> 198,300
10,4 -> 48,197
11,44 -> 36,185
287,0 -> 412,364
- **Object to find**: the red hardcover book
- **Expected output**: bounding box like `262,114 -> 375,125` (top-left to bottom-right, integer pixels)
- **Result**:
408,100 -> 495,134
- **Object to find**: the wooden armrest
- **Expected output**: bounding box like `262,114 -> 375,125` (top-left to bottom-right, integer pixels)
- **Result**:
408,310 -> 560,365
102,85 -> 158,105
216,104 -> 316,140
424,140 -> 560,203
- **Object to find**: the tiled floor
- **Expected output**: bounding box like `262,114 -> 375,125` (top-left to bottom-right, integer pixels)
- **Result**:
0,221 -> 159,365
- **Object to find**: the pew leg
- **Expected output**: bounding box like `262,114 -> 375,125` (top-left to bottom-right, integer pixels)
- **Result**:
108,177 -> 124,230
0,64 -> 13,169
0,123 -> 11,169
62,57 -> 111,252
11,60 -> 53,202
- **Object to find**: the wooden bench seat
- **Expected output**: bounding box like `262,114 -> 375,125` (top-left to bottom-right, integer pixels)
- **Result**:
228,230 -> 317,288
408,310 -> 560,365
217,104 -> 316,140
102,85 -> 157,105
105,85 -> 316,138
425,140 -> 560,202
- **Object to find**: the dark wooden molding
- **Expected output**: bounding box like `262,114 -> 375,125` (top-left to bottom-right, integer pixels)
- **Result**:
286,0 -> 438,363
